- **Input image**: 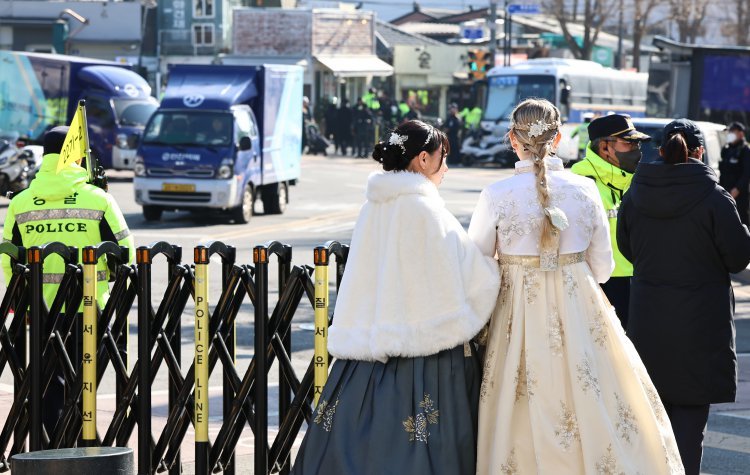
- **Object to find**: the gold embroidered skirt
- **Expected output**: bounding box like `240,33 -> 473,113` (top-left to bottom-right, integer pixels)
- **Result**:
292,343 -> 481,475
477,259 -> 685,474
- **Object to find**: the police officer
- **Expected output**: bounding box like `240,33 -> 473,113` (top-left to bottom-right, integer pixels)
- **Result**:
1,126 -> 135,434
571,114 -> 651,327
443,103 -> 462,165
719,122 -> 750,225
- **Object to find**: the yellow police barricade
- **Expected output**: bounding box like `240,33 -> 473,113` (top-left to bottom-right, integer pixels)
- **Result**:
81,247 -> 98,445
194,246 -> 209,474
313,247 -> 329,405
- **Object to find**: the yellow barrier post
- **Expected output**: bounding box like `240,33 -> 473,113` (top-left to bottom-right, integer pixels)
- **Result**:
81,247 -> 97,446
194,247 -> 209,475
313,247 -> 329,406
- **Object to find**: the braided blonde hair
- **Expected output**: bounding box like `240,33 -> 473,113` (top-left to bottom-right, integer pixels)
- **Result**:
509,98 -> 562,251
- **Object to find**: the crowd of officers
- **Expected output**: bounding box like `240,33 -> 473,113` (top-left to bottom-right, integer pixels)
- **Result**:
309,88 -> 483,160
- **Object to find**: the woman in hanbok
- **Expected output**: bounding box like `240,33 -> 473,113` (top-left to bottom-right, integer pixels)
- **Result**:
469,99 -> 684,474
292,120 -> 500,474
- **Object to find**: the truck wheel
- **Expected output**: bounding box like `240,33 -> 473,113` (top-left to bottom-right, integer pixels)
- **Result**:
262,182 -> 288,215
231,184 -> 254,224
143,206 -> 162,222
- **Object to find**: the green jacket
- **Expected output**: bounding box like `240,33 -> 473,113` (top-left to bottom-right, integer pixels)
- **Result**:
2,153 -> 135,306
571,123 -> 589,150
571,146 -> 633,277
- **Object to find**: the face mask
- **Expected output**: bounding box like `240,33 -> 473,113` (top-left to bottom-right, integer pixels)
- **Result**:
727,132 -> 738,143
614,149 -> 641,173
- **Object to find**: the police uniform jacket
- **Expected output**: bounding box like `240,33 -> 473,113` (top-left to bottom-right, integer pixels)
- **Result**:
571,146 -> 633,277
617,159 -> 750,404
1,153 -> 135,305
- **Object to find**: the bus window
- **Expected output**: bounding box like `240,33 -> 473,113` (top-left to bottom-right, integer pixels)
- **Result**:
484,75 -> 556,122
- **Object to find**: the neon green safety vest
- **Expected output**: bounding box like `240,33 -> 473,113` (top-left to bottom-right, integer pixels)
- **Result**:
571,146 -> 633,277
362,92 -> 380,110
2,153 -> 135,306
571,123 -> 590,150
398,102 -> 410,116
465,107 -> 482,128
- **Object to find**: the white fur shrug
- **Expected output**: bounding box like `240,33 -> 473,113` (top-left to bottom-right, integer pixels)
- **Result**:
328,171 -> 501,362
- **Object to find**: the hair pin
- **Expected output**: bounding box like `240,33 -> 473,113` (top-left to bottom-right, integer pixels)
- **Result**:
389,132 -> 408,154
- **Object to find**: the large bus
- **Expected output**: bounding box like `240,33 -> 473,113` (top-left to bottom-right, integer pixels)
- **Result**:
480,58 -> 647,160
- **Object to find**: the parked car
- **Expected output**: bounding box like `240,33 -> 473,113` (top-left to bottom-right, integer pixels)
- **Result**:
631,118 -> 726,173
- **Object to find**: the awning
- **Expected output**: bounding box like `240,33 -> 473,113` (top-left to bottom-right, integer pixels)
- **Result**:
315,55 -> 394,78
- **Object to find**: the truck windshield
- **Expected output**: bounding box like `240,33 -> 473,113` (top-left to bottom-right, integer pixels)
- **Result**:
143,111 -> 233,147
113,99 -> 159,127
484,75 -> 557,122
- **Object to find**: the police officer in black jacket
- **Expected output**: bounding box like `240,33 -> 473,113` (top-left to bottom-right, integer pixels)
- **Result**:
719,121 -> 750,225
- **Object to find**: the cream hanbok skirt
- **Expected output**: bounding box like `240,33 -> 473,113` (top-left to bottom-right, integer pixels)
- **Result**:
477,253 -> 685,474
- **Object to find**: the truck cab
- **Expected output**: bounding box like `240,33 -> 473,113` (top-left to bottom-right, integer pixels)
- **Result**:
133,64 -> 303,223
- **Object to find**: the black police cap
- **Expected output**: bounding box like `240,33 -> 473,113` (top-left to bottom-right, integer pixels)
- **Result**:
588,114 -> 651,142
728,121 -> 746,132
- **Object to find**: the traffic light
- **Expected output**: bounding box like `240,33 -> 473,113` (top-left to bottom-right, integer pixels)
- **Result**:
467,49 -> 491,81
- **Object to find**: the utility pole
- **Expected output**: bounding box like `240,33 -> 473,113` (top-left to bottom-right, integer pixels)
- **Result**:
503,0 -> 510,66
616,0 -> 624,69
489,1 -> 497,69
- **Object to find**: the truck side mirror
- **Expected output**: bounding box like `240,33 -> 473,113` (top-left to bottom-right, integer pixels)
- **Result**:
239,136 -> 252,151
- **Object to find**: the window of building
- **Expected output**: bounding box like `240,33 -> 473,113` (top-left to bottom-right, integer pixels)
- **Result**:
193,24 -> 214,46
194,0 -> 214,18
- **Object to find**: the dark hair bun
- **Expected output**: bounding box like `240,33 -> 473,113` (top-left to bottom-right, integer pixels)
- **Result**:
372,140 -> 409,171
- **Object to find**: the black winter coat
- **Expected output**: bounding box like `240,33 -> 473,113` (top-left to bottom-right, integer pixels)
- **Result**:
617,159 -> 750,405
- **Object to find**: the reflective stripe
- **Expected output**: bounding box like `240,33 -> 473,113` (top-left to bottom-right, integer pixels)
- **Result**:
114,228 -> 131,241
607,209 -> 618,219
16,208 -> 105,224
43,271 -> 107,284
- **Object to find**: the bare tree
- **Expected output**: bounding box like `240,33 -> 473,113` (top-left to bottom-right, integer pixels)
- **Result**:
543,0 -> 614,60
721,0 -> 750,46
669,0 -> 710,43
629,0 -> 660,71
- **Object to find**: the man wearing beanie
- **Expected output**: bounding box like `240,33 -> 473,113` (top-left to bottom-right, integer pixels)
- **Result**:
1,125 -> 135,434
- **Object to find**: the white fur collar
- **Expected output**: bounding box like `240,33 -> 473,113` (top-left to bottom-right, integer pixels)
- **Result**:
366,171 -> 442,204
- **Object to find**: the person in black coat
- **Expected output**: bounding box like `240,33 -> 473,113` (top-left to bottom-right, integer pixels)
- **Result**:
617,119 -> 750,475
443,103 -> 462,165
719,122 -> 750,225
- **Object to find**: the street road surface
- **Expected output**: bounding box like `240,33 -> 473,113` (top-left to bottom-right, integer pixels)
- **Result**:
0,153 -> 748,474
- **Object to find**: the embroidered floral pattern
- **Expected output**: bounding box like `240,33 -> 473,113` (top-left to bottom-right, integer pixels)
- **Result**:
595,444 -> 625,475
644,383 -> 666,423
499,267 -> 512,306
403,394 -> 440,443
548,307 -> 564,356
562,268 -> 578,297
523,268 -> 540,304
514,354 -> 537,402
313,398 -> 339,432
615,394 -> 639,443
554,401 -> 581,450
589,305 -> 608,347
577,355 -> 601,398
480,350 -> 496,403
500,448 -> 519,474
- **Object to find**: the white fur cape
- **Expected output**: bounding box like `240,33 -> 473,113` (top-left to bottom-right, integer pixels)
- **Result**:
328,171 -> 501,362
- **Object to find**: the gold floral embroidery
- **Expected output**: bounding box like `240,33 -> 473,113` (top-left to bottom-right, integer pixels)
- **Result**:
499,267 -> 512,306
589,304 -> 608,347
480,350 -> 496,402
523,268 -> 540,304
313,398 -> 339,432
562,268 -> 578,297
554,401 -> 581,450
595,444 -> 625,475
664,441 -> 683,473
615,394 -> 639,443
514,354 -> 537,402
403,394 -> 440,443
644,383 -> 667,423
577,355 -> 601,398
548,307 -> 564,356
500,448 -> 519,475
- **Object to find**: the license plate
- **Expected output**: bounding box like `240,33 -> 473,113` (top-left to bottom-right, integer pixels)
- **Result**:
162,183 -> 195,192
